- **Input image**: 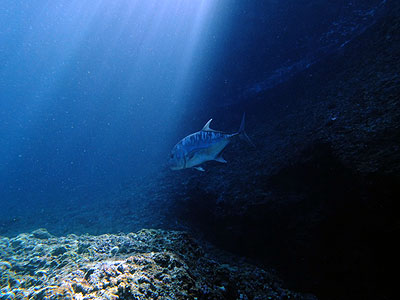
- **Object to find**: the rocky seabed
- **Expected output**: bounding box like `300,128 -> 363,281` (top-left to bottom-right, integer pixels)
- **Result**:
0,228 -> 316,300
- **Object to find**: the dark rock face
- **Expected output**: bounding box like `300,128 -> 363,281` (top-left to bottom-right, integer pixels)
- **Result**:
156,2 -> 400,300
198,0 -> 388,109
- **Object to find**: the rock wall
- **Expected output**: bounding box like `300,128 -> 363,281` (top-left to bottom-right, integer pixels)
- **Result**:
156,2 -> 400,300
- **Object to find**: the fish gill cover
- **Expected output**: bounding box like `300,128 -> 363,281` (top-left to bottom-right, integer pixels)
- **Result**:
1,1 -> 399,300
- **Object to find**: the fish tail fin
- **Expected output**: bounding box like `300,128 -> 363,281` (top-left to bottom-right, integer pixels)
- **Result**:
238,113 -> 255,148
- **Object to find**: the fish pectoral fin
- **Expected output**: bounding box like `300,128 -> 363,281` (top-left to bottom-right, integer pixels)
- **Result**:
187,151 -> 196,160
193,166 -> 205,172
214,155 -> 227,163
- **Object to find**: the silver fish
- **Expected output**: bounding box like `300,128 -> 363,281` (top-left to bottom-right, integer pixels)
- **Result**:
168,113 -> 253,171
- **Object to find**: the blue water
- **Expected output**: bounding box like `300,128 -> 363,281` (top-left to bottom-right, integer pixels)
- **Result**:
0,0 -> 387,238
0,0 -> 385,212
0,0 -> 231,215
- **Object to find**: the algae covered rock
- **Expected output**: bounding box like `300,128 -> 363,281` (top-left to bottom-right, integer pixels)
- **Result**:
0,228 -> 317,299
31,228 -> 53,240
51,245 -> 68,256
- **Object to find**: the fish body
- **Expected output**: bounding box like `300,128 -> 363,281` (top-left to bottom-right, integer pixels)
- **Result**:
169,113 -> 252,171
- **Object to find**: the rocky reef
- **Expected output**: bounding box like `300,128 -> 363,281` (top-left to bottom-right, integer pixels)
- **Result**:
0,228 -> 317,300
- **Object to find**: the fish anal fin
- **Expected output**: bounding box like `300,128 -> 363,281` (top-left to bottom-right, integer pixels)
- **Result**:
194,166 -> 205,172
214,155 -> 227,163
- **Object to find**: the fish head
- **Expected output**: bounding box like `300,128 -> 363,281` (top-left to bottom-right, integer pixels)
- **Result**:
168,145 -> 186,170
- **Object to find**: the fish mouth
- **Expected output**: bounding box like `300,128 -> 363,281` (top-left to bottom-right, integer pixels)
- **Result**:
169,164 -> 182,171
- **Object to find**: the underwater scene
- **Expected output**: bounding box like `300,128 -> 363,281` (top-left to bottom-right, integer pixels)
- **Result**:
0,0 -> 399,299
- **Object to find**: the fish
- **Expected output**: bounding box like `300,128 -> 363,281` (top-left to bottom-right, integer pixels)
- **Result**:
168,113 -> 254,171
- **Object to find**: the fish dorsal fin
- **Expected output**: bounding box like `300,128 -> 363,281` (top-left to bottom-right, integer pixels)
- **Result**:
202,119 -> 215,132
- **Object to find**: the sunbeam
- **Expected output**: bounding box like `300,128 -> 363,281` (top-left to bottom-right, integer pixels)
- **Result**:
0,0 -> 223,197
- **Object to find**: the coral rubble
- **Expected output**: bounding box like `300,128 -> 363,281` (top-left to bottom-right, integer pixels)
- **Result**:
0,228 -> 316,300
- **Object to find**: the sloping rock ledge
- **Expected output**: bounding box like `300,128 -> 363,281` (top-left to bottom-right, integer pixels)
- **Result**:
0,228 -> 317,300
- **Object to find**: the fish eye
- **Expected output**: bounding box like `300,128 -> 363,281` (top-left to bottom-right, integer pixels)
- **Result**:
170,153 -> 174,158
